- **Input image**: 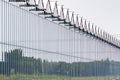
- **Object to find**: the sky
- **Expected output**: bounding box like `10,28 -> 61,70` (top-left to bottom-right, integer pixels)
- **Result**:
2,0 -> 120,39
56,0 -> 120,39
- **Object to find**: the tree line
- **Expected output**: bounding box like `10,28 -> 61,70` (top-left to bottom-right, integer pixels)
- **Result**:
0,49 -> 120,77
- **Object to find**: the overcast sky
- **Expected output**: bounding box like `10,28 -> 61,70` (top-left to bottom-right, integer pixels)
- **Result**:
57,0 -> 120,39
2,0 -> 120,39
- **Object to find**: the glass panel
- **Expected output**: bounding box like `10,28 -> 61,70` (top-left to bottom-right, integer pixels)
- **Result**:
0,0 -> 120,80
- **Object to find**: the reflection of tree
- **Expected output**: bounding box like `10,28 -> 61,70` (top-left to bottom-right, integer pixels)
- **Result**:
0,49 -> 120,77
4,49 -> 22,75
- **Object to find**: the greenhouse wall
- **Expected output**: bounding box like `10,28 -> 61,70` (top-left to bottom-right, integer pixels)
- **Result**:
0,0 -> 120,80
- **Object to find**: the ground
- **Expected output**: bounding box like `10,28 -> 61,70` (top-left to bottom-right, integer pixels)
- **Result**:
0,74 -> 120,80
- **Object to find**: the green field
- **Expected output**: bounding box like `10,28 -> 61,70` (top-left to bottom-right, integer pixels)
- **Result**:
0,74 -> 120,80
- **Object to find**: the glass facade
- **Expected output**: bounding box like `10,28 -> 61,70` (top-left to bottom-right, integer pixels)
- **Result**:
0,0 -> 120,80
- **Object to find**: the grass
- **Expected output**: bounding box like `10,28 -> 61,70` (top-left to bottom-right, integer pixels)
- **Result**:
0,74 -> 120,80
